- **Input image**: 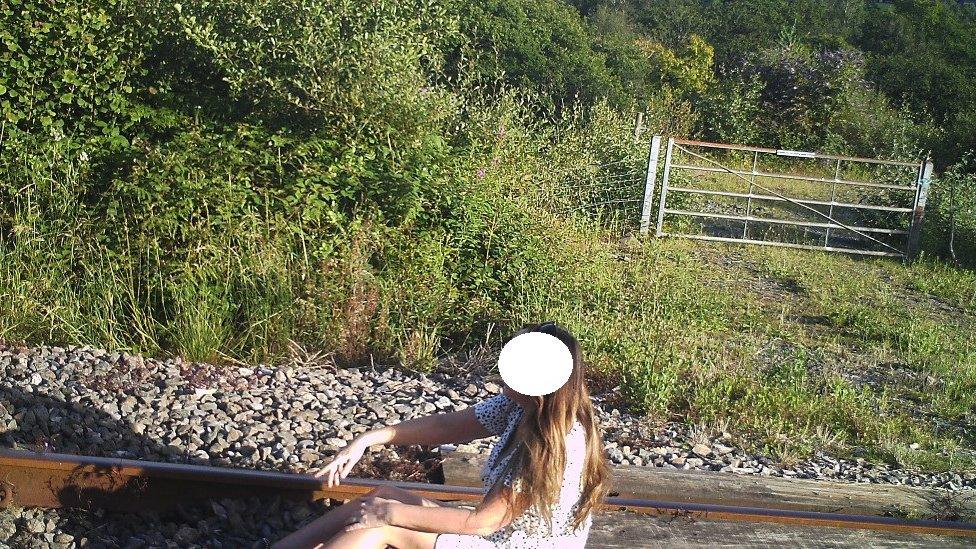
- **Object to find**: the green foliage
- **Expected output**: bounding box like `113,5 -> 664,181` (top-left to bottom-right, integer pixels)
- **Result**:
102,122 -> 447,261
619,0 -> 711,49
0,0 -> 144,145
632,34 -> 714,99
702,0 -> 858,63
853,0 -> 976,167
2,0 -> 976,474
692,67 -> 763,145
620,349 -> 683,417
906,257 -> 976,313
923,151 -> 976,266
576,0 -> 974,168
827,82 -> 938,160
457,0 -> 621,109
165,0 -> 459,140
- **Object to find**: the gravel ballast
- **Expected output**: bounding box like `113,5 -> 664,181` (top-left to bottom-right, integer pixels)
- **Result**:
2,343 -> 974,546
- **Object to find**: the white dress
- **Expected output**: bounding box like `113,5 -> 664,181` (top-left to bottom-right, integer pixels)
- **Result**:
434,394 -> 593,549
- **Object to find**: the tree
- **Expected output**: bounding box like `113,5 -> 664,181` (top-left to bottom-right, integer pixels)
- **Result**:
457,0 -> 622,110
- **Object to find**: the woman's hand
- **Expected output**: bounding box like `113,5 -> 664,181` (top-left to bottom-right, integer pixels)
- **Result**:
313,438 -> 367,487
343,496 -> 394,532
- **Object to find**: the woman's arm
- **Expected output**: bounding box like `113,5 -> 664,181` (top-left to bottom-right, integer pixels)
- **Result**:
317,398 -> 507,486
373,487 -> 515,536
355,407 -> 493,449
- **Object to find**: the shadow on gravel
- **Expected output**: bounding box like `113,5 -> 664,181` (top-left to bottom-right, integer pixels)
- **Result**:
0,383 -> 211,466
0,384 -> 336,546
0,378 -> 453,546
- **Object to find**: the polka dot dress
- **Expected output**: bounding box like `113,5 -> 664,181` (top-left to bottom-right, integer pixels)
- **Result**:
434,394 -> 593,549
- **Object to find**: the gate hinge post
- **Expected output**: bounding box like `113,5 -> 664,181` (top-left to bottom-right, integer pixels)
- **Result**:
907,157 -> 934,262
640,135 -> 662,235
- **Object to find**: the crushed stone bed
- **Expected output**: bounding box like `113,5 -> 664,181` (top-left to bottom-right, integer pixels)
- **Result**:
2,343 -> 974,546
1,497 -> 332,548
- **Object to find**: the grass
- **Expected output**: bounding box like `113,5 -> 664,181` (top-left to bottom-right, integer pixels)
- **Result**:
670,239 -> 975,470
5,186 -> 974,474
904,258 -> 976,313
511,189 -> 974,471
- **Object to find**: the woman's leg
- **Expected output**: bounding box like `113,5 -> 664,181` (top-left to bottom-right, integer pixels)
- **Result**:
272,486 -> 444,549
321,524 -> 438,549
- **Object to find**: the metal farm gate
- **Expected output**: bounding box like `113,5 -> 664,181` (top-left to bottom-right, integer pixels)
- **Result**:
639,136 -> 934,260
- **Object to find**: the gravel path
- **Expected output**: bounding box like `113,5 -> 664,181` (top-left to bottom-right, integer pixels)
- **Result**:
2,342 -> 974,546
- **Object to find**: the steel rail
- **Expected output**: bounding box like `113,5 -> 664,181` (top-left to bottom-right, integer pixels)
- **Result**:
667,187 -> 913,213
660,232 -> 905,258
2,449 -> 975,538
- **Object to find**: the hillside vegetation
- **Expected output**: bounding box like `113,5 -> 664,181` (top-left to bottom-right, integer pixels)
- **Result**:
1,0 -> 975,471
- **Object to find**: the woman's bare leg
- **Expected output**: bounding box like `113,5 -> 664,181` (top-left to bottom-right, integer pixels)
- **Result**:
322,525 -> 438,549
272,486 -> 443,549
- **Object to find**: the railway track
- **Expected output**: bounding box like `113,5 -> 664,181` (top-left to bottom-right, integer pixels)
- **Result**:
2,448 -> 975,540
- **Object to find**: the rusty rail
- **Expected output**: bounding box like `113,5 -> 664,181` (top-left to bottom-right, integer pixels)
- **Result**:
2,449 -> 975,539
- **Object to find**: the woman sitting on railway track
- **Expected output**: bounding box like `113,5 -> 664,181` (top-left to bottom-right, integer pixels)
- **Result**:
273,321 -> 611,549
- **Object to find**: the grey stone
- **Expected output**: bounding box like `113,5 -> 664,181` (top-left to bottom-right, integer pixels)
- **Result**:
713,443 -> 734,456
366,401 -> 387,417
225,427 -> 244,442
691,444 -> 712,458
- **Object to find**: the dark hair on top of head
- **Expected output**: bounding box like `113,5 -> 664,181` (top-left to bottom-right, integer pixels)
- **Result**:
506,320 -> 574,355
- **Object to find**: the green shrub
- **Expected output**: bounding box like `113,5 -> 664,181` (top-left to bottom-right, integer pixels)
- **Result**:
0,0 -> 144,144
457,0 -> 619,110
162,0 -> 459,141
694,67 -> 762,145
923,151 -> 976,266
2,0 -> 976,474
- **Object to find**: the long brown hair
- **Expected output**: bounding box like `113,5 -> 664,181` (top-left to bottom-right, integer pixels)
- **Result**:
483,321 -> 611,531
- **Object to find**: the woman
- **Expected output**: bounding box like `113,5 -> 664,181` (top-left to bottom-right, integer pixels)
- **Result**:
273,321 -> 611,549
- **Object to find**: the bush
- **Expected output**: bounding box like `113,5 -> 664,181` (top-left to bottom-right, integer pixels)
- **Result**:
0,0 -> 144,145
160,0 -> 459,141
457,0 -> 619,110
693,65 -> 763,145
923,151 -> 976,266
826,84 -> 936,161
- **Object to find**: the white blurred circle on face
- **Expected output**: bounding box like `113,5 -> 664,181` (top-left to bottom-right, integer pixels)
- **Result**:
497,332 -> 573,397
